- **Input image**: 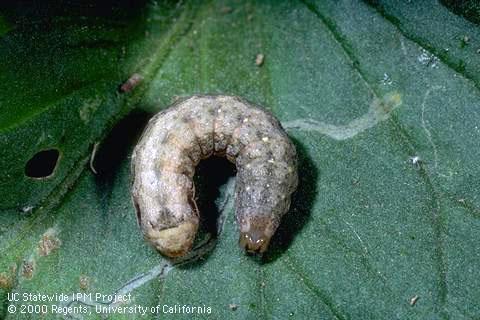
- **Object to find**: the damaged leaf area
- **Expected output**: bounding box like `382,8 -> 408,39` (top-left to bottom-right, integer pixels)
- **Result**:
1,1 -> 479,319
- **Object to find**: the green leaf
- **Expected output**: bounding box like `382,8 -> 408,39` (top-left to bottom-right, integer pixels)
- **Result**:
1,1 -> 479,319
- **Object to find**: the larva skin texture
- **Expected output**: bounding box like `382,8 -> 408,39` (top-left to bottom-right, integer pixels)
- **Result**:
131,95 -> 298,257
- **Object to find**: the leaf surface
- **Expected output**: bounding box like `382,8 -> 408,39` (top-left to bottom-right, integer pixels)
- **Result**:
1,1 -> 479,319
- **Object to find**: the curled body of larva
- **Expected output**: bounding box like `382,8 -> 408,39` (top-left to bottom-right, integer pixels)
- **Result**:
131,95 -> 298,257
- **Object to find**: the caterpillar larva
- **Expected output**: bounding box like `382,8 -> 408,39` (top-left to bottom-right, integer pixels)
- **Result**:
131,95 -> 298,257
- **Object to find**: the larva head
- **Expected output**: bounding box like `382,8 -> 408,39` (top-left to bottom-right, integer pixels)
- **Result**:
238,217 -> 277,254
145,220 -> 198,258
239,231 -> 270,253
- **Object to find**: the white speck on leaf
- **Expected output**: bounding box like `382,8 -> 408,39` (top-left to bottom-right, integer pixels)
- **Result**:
410,295 -> 419,306
381,73 -> 393,85
255,53 -> 264,66
409,156 -> 422,166
417,49 -> 439,68
21,206 -> 34,213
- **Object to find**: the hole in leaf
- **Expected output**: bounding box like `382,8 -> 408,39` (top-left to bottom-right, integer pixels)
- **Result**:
25,149 -> 60,178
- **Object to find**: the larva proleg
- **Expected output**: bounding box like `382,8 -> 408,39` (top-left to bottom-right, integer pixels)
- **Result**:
131,95 -> 298,257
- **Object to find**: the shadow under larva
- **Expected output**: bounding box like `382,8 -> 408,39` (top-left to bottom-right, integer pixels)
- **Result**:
131,95 -> 299,258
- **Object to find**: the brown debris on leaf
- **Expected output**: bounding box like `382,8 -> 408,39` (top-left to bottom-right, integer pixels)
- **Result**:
0,272 -> 13,289
79,275 -> 90,291
22,259 -> 36,279
38,228 -> 62,256
119,73 -> 143,93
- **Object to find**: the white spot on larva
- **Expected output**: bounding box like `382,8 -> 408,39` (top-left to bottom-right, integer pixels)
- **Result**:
262,136 -> 269,142
217,108 -> 222,113
243,118 -> 249,123
268,159 -> 275,163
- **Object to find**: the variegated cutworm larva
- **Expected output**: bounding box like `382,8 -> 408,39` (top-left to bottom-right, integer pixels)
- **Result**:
131,95 -> 298,257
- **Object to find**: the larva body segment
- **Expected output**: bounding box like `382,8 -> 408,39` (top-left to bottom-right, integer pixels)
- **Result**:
131,95 -> 298,257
